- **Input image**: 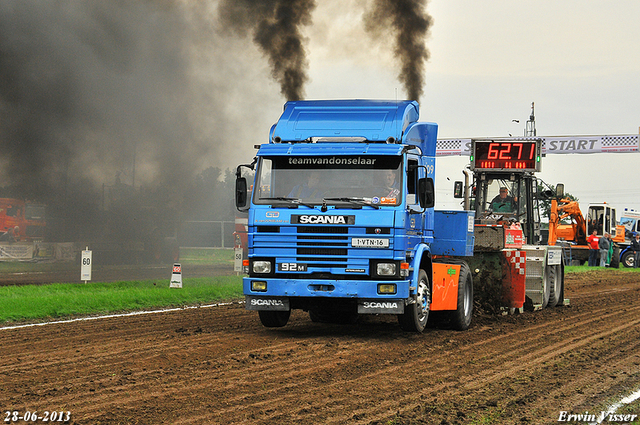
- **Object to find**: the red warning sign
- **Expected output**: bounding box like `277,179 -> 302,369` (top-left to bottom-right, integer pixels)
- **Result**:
170,263 -> 182,288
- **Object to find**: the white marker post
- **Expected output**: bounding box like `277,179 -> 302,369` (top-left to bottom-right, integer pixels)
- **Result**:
81,247 -> 92,283
234,233 -> 244,275
234,248 -> 243,275
170,263 -> 182,288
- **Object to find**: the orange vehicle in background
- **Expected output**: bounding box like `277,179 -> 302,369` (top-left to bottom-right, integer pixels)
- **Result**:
548,199 -> 624,266
0,198 -> 46,241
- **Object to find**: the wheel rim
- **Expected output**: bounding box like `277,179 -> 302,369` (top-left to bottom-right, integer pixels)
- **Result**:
416,277 -> 429,322
624,253 -> 635,268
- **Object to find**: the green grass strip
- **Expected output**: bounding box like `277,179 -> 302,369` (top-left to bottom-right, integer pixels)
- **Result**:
0,276 -> 243,323
178,248 -> 235,265
565,265 -> 640,273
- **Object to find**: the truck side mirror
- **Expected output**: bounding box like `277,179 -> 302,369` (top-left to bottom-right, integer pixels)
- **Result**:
453,181 -> 463,198
555,183 -> 564,198
418,177 -> 435,208
236,177 -> 248,210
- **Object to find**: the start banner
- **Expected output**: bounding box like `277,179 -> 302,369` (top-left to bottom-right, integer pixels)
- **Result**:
436,134 -> 640,156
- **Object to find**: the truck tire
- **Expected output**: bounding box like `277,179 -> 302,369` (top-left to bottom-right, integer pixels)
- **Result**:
447,262 -> 473,331
609,246 -> 620,269
621,250 -> 635,268
398,269 -> 430,333
547,264 -> 562,308
258,310 -> 290,328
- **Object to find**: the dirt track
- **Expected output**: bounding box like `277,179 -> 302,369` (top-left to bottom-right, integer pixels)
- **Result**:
1,269 -> 640,424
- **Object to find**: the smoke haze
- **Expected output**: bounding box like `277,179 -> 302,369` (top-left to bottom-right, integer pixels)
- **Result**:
0,0 -> 431,247
0,0 -> 431,199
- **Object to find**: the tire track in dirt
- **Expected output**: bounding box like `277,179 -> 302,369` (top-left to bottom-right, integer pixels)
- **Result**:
252,290 -> 640,424
166,297 -> 640,424
5,309 -> 634,424
2,271 -> 640,424
339,317 -> 640,424
282,297 -> 640,424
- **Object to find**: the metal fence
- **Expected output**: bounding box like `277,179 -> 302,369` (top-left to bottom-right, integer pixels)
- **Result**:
178,221 -> 236,248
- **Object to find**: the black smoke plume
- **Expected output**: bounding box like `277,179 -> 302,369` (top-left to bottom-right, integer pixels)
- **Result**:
364,0 -> 432,102
0,1 -> 208,200
0,0 -> 224,249
217,0 -> 316,101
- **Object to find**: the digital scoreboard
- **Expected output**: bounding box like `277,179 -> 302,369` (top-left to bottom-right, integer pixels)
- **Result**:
470,139 -> 541,172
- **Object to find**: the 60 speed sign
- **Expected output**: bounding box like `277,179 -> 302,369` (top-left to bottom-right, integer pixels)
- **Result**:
81,248 -> 92,282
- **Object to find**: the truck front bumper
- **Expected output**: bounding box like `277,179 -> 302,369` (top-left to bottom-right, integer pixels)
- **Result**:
243,277 -> 411,300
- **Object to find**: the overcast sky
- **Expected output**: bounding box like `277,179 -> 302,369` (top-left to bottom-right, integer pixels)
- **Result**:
3,1 -> 638,214
275,0 -> 640,213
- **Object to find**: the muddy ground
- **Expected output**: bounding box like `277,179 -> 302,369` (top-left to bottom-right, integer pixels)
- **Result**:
1,268 -> 640,424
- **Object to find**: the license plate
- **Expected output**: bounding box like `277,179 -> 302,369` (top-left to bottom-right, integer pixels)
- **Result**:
277,262 -> 308,272
351,238 -> 389,248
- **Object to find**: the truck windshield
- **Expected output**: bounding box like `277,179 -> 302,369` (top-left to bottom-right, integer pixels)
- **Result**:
253,155 -> 403,206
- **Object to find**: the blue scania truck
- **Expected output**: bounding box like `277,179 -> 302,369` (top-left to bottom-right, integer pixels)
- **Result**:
235,100 -> 475,332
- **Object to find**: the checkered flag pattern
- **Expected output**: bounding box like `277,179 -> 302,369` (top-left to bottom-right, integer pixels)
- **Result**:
436,134 -> 639,156
436,139 -> 470,156
505,250 -> 526,275
602,135 -> 639,148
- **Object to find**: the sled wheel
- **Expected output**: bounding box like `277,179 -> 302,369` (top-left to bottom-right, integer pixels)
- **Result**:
541,265 -> 551,309
547,264 -> 561,308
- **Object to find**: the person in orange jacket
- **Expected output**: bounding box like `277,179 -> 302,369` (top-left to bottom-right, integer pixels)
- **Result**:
586,229 -> 599,267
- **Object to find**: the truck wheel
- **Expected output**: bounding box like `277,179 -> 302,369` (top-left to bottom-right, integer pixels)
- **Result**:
621,250 -> 635,268
610,247 -> 620,269
398,269 -> 430,333
448,262 -> 473,331
258,310 -> 291,328
547,264 -> 562,308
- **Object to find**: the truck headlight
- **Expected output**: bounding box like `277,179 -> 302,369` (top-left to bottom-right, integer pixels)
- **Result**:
252,260 -> 272,274
376,262 -> 396,276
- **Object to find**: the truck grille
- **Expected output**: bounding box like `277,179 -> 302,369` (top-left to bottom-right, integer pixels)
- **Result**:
251,225 -> 393,272
298,226 -> 348,234
297,247 -> 349,256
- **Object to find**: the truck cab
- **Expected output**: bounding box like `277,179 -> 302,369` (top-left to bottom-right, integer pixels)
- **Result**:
0,198 -> 46,241
236,100 -> 474,332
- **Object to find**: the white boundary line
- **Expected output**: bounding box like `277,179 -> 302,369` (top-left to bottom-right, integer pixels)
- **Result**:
589,387 -> 640,424
0,301 -> 245,331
